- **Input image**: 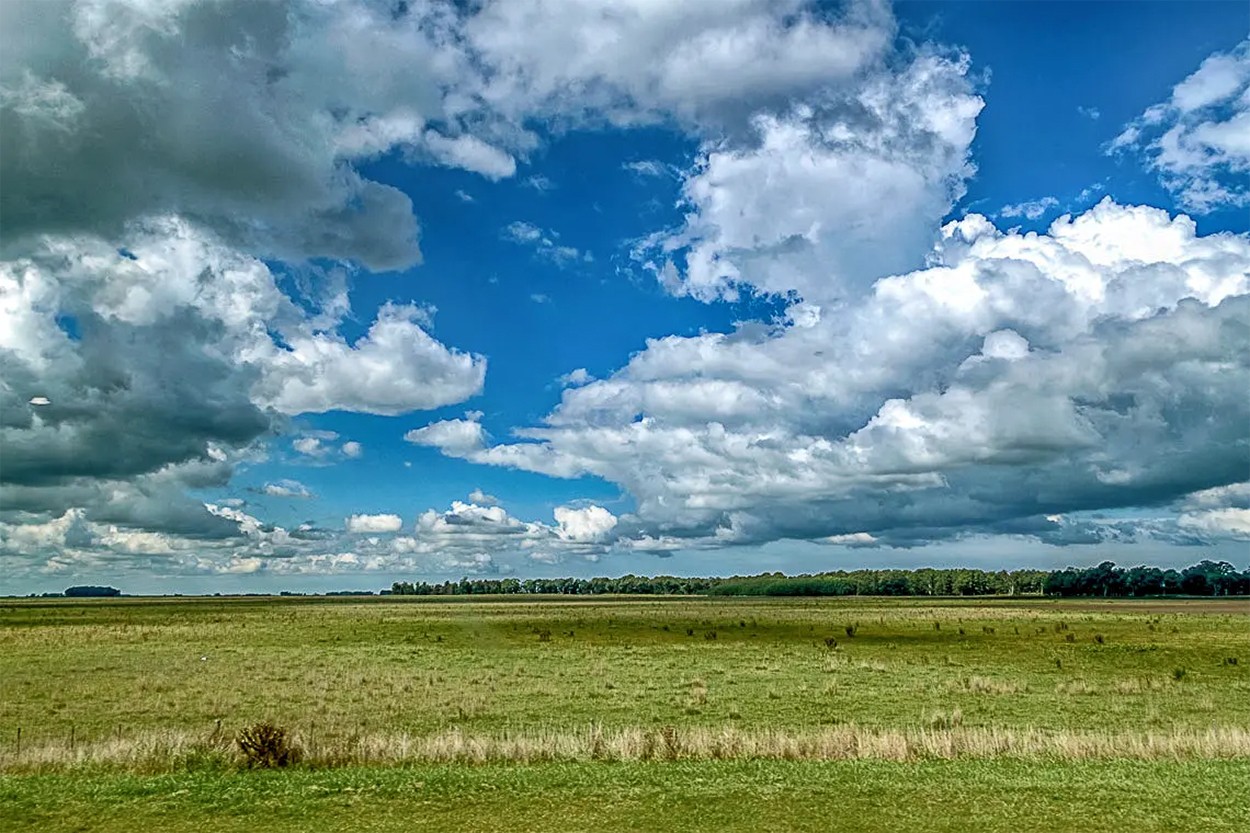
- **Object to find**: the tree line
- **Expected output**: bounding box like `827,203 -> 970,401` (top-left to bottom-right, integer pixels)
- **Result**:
387,560 -> 1248,598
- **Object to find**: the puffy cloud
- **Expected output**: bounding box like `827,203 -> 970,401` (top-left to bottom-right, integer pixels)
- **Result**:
465,0 -> 894,132
0,219 -> 484,527
400,499 -> 622,559
0,0 -> 462,269
468,488 -> 499,506
345,513 -> 404,534
292,431 -> 364,461
559,368 -> 595,387
254,302 -> 485,416
413,200 -> 1250,549
1177,482 -> 1250,541
638,51 -> 983,302
1,2 -> 511,566
405,413 -> 489,457
421,131 -> 517,180
1178,508 -> 1250,540
402,500 -> 548,553
554,505 -> 619,543
1109,40 -> 1250,211
821,532 -> 879,547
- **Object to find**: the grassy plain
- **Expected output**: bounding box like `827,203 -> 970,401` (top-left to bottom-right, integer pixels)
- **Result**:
1,595 -> 1247,831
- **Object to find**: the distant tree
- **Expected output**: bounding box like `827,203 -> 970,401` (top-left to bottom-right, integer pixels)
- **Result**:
63,585 -> 120,597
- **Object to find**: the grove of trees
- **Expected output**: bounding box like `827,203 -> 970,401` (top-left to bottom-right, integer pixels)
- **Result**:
387,560 -> 1248,598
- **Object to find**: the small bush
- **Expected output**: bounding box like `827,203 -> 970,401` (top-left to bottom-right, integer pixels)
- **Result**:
1064,633 -> 1075,643
1172,667 -> 1187,682
844,625 -> 856,638
1093,634 -> 1105,645
1225,657 -> 1239,666
659,725 -> 679,759
237,722 -> 300,768
537,629 -> 552,642
824,636 -> 838,648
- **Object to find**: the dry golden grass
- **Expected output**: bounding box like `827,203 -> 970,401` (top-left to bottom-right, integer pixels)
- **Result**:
4,723 -> 1249,773
1113,677 -> 1169,695
954,675 -> 1029,695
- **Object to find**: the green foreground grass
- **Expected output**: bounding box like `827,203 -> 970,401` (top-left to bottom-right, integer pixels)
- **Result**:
3,596 -> 1248,746
4,759 -> 1249,833
1,595 -> 1247,830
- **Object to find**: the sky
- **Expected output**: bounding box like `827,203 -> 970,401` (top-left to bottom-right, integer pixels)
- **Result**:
1,0 -> 1248,594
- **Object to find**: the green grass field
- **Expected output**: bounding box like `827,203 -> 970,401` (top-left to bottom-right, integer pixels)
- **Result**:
2,595 -> 1247,831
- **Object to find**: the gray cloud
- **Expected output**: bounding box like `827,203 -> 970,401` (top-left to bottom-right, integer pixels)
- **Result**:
0,0 -> 426,269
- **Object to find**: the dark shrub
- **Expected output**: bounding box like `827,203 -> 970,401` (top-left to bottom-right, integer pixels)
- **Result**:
237,723 -> 300,768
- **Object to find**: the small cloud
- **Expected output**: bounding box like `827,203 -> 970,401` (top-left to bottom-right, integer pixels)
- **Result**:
504,221 -> 590,267
262,479 -> 314,499
345,513 -> 404,534
504,221 -> 543,244
820,532 -> 879,547
455,189 -> 474,203
1077,105 -> 1101,120
468,488 -> 499,506
623,160 -> 671,178
28,396 -> 51,406
1075,182 -> 1107,203
528,551 -> 560,564
999,196 -> 1059,220
293,432 -> 362,463
530,293 -> 550,304
293,432 -> 336,457
525,175 -> 555,192
559,368 -> 594,387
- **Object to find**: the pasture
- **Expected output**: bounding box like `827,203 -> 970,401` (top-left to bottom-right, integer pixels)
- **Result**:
1,595 -> 1247,831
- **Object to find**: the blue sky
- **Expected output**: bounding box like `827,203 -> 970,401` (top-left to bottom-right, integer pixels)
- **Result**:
1,1 -> 1248,593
